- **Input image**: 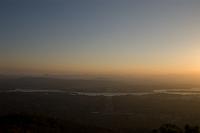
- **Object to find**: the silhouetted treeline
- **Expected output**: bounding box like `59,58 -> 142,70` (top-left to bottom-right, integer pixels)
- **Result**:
152,124 -> 199,133
0,114 -> 113,133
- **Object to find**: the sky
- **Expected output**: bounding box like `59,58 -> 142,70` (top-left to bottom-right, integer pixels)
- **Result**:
1,0 -> 200,76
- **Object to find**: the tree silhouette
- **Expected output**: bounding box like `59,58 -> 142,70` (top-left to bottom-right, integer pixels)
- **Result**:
152,124 -> 182,133
152,124 -> 200,133
184,124 -> 199,133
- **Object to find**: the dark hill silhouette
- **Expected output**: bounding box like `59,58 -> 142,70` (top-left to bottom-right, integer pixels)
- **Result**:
0,114 -> 114,133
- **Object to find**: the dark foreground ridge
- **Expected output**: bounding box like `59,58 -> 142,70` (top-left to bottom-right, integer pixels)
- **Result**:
0,114 -> 199,133
0,114 -> 113,133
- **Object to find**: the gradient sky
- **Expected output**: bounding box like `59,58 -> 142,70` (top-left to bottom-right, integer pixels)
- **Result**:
1,0 -> 200,76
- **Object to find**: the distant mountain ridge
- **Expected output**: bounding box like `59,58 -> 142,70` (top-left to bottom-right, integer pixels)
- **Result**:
0,76 -> 199,92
